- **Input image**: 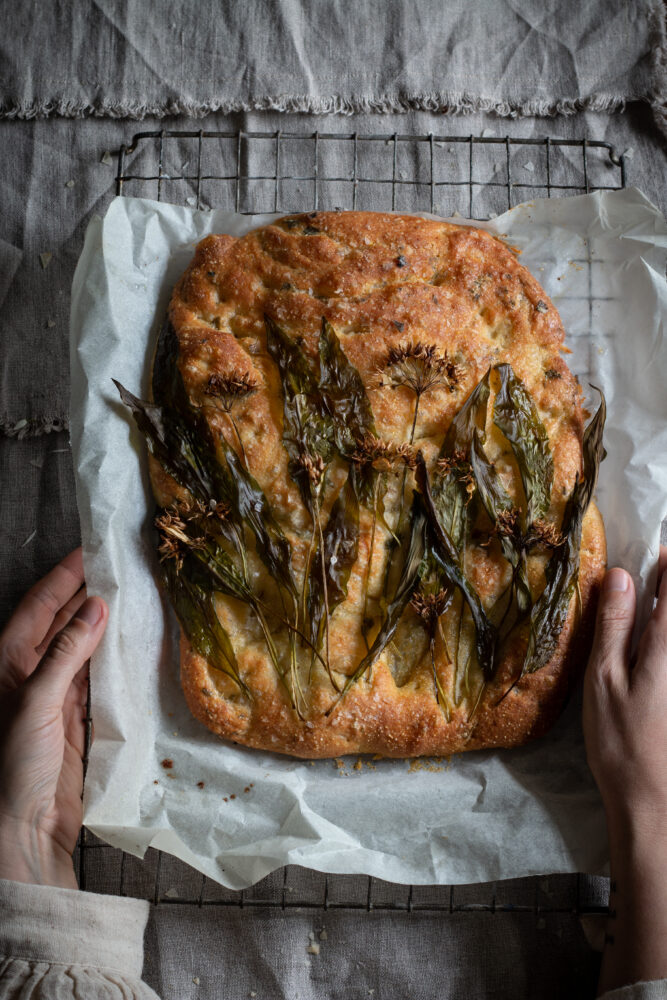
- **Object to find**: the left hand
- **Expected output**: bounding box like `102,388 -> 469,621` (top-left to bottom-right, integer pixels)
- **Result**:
0,548 -> 108,888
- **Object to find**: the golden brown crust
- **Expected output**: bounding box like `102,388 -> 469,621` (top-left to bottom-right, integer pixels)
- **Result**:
150,211 -> 607,758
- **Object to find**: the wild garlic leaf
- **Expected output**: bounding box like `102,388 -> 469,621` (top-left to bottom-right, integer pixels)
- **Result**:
470,432 -> 531,616
439,371 -> 491,458
265,315 -> 335,513
113,379 -> 214,502
334,495 -> 427,704
219,438 -> 297,601
433,371 -> 490,552
307,473 -> 360,654
416,454 -> 497,681
162,556 -> 251,700
493,363 -> 553,524
318,318 -> 376,455
524,389 -> 606,674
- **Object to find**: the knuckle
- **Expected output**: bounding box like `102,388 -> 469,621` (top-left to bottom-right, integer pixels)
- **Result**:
46,626 -> 82,661
598,603 -> 633,628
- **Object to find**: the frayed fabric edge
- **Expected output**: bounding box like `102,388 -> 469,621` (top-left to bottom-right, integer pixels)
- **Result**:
1,417 -> 69,439
647,0 -> 667,140
0,91 -> 645,121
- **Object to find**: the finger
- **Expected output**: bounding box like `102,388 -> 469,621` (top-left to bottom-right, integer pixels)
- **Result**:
27,597 -> 108,706
0,548 -> 84,669
658,544 -> 667,587
586,568 -> 636,690
34,585 -> 88,658
63,667 -> 90,759
653,553 -> 667,629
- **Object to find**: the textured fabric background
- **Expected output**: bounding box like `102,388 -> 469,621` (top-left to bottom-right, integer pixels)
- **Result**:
1,4 -> 666,998
1,0 -> 664,120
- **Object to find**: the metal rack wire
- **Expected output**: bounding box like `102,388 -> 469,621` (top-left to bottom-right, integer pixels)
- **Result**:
80,129 -> 623,917
115,130 -> 625,216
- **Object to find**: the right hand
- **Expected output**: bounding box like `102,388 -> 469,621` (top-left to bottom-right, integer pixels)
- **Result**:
583,545 -> 667,995
583,547 -> 667,833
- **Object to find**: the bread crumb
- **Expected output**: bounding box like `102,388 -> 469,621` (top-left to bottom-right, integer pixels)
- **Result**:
353,758 -> 363,771
161,759 -> 173,769
306,942 -> 320,955
192,976 -> 200,985
65,179 -> 75,189
100,151 -> 113,165
39,252 -> 52,269
197,781 -> 205,789
319,929 -> 328,940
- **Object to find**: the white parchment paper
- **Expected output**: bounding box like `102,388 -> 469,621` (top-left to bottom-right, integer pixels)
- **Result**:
70,190 -> 667,888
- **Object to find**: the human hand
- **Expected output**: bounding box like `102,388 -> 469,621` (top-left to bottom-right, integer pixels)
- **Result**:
0,548 -> 108,889
583,546 -> 667,833
583,545 -> 667,994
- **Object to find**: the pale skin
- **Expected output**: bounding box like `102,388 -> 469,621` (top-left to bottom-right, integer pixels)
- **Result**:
0,546 -> 665,996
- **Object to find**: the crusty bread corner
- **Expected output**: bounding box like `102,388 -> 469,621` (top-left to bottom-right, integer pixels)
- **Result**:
148,211 -> 607,758
178,501 -> 604,758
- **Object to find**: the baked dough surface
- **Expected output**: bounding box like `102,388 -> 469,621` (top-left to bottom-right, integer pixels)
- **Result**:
148,211 -> 606,758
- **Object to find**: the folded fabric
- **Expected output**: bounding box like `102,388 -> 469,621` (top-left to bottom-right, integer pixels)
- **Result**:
0,877 -> 159,998
1,878 -> 666,999
0,0 -> 664,121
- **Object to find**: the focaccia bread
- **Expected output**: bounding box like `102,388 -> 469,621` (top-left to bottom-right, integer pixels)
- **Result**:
117,211 -> 607,758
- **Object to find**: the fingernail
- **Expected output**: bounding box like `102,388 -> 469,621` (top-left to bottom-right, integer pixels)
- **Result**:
75,598 -> 103,626
604,568 -> 629,593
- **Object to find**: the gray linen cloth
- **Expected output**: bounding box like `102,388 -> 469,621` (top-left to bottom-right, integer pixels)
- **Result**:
0,5 -> 665,998
1,0 -> 664,121
0,109 -> 664,1000
0,876 -> 665,999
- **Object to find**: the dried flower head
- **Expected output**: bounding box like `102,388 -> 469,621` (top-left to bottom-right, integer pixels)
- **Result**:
351,433 -> 416,472
204,370 -> 258,412
525,519 -> 565,551
495,507 -> 522,545
436,450 -> 475,503
298,452 -> 325,488
411,588 -> 452,627
376,342 -> 463,397
155,504 -> 208,571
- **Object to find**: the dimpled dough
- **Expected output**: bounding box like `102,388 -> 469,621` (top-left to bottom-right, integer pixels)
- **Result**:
147,212 -> 606,758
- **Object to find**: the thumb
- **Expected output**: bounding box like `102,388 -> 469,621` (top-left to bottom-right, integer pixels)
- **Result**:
27,598 -> 108,704
587,568 -> 636,688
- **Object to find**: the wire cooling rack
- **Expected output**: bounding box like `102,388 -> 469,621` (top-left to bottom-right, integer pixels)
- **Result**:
79,129 -> 623,916
115,129 -> 625,215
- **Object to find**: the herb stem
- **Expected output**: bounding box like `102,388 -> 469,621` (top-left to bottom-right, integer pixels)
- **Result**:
228,414 -> 249,469
313,491 -> 338,692
395,392 -> 421,533
361,476 -> 382,651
